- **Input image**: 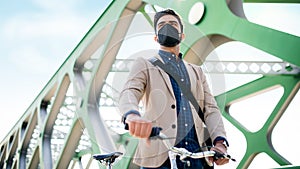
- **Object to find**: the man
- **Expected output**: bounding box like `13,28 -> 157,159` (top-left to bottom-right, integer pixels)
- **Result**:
119,9 -> 229,169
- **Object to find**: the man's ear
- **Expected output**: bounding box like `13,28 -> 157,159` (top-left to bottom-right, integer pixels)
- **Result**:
181,33 -> 185,41
154,35 -> 158,42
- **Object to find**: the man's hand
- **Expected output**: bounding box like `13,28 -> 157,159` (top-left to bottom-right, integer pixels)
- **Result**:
125,114 -> 152,138
209,141 -> 229,165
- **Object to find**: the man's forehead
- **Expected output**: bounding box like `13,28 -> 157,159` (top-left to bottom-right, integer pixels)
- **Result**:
157,15 -> 179,24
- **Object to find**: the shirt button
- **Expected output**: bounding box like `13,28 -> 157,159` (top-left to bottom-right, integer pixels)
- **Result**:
186,160 -> 191,167
171,104 -> 176,109
172,124 -> 176,129
185,123 -> 188,127
185,142 -> 188,145
183,107 -> 186,110
181,78 -> 184,81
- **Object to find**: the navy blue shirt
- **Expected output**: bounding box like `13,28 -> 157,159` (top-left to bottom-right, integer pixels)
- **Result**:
159,50 -> 202,168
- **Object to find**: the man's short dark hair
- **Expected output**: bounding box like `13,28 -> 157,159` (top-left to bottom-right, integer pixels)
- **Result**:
153,9 -> 183,34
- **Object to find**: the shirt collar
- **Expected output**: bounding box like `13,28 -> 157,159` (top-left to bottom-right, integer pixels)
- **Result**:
158,50 -> 183,63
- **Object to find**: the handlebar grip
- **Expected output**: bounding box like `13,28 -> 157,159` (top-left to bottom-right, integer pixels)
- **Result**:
149,127 -> 162,137
213,151 -> 224,160
213,151 -> 236,162
124,123 -> 162,138
124,123 -> 129,130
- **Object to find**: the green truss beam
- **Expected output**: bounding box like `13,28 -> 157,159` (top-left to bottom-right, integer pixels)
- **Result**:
0,0 -> 299,169
216,75 -> 299,168
244,0 -> 300,3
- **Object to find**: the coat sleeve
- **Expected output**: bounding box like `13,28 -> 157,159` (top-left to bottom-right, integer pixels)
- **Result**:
118,57 -> 148,116
197,67 -> 227,142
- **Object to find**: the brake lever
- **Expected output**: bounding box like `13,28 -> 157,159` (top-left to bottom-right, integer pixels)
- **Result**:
213,151 -> 236,162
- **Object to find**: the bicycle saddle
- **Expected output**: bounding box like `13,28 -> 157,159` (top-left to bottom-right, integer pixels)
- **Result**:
93,152 -> 123,164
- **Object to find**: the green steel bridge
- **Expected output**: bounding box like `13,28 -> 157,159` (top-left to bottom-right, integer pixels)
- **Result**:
1,0 -> 299,168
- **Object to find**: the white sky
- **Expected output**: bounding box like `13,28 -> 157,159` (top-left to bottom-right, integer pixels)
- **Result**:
0,1 -> 299,168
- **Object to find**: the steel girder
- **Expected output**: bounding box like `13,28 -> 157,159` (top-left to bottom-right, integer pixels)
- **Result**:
0,0 -> 299,169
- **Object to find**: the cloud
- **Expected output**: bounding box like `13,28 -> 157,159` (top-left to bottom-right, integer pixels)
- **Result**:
0,1 -> 100,75
31,0 -> 82,12
9,45 -> 58,74
2,11 -> 92,42
244,3 -> 300,37
1,14 -> 88,75
0,0 -> 109,141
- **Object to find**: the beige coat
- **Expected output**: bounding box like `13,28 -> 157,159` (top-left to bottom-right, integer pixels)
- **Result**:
119,54 -> 227,167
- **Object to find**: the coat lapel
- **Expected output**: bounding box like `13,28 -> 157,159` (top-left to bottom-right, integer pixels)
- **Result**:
184,61 -> 197,96
154,56 -> 176,100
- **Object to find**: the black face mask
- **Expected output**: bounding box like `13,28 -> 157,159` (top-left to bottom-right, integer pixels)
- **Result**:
157,24 -> 181,47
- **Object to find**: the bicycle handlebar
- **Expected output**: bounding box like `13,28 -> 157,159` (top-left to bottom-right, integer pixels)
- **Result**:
125,125 -> 236,162
149,127 -> 163,137
147,127 -> 236,162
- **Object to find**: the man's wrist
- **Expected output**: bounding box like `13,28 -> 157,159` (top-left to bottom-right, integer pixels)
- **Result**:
215,140 -> 228,149
213,136 -> 229,148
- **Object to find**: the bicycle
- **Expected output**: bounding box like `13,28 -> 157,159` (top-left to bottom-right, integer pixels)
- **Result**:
93,127 -> 236,169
